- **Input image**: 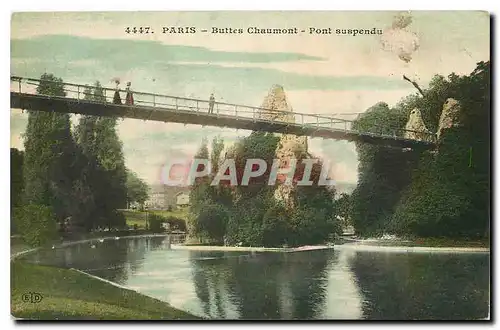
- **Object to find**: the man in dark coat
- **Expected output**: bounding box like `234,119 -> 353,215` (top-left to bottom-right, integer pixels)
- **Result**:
209,93 -> 215,113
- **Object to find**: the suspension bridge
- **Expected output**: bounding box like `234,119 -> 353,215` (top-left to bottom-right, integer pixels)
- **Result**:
10,76 -> 436,149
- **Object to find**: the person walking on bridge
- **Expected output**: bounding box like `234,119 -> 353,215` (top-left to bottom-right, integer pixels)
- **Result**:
125,82 -> 134,106
113,79 -> 122,105
209,93 -> 215,114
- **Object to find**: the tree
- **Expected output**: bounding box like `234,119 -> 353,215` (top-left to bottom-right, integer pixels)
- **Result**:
11,148 -> 24,210
13,204 -> 56,247
74,81 -> 128,230
196,203 -> 229,243
126,170 -> 149,208
72,84 -> 100,229
350,61 -> 490,239
211,136 -> 225,174
11,148 -> 24,234
335,193 -> 352,229
22,73 -> 80,224
188,130 -> 343,247
147,213 -> 166,233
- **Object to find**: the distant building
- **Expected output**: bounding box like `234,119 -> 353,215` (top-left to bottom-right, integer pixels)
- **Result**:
176,192 -> 190,207
145,184 -> 190,210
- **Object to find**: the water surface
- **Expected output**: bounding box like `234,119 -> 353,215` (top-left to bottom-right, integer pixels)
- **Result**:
20,236 -> 490,320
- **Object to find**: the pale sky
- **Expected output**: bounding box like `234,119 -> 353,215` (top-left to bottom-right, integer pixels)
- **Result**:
10,11 -> 490,184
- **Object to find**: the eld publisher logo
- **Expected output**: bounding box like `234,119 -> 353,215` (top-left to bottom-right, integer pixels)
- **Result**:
21,292 -> 43,303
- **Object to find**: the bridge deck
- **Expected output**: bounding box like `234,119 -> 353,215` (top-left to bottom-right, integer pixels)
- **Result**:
11,92 -> 435,149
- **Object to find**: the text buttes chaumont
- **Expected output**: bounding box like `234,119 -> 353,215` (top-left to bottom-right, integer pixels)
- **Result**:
162,27 -> 383,35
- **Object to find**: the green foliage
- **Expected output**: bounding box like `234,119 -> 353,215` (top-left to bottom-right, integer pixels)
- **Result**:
22,73 -> 79,224
13,204 -> 57,247
211,136 -> 225,174
350,61 -> 490,238
11,148 -> 24,233
335,193 -> 352,228
189,131 -> 342,247
232,132 -> 280,196
73,81 -> 128,230
146,213 -> 187,233
193,203 -> 229,243
147,213 -> 166,233
126,170 -> 149,207
262,202 -> 289,247
11,148 -> 24,209
165,216 -> 187,231
189,137 -> 231,238
36,73 -> 66,97
105,210 -> 127,230
226,191 -> 275,246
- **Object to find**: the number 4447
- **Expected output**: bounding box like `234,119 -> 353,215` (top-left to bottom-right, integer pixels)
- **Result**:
125,27 -> 152,34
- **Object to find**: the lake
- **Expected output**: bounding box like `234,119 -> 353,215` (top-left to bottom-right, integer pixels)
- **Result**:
19,236 -> 490,320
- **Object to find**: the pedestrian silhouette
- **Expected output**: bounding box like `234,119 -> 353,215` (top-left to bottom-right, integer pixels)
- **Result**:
113,79 -> 122,105
209,93 -> 215,114
125,82 -> 134,105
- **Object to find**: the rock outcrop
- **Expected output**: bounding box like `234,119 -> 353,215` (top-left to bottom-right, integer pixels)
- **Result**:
404,108 -> 433,142
437,98 -> 462,141
260,85 -> 308,207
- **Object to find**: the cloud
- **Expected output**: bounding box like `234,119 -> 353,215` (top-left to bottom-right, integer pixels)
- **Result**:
10,86 -> 415,185
308,138 -> 358,183
10,11 -> 490,186
11,35 -> 413,101
118,119 -> 248,183
11,35 -> 324,64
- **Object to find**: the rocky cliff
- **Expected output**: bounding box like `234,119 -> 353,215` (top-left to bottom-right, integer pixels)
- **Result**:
260,85 -> 308,207
437,98 -> 462,140
404,108 -> 433,142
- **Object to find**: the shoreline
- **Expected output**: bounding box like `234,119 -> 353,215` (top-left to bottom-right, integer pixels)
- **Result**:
170,244 -> 333,252
11,235 -> 489,320
172,244 -> 489,254
333,243 -> 490,253
12,234 -> 490,259
11,261 -> 199,320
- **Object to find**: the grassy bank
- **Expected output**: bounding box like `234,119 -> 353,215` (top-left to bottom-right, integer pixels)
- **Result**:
406,237 -> 490,248
342,236 -> 490,249
10,236 -> 32,256
120,209 -> 188,229
11,261 -> 199,320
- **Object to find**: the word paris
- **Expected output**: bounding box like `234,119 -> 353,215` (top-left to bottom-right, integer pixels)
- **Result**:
162,158 -> 335,187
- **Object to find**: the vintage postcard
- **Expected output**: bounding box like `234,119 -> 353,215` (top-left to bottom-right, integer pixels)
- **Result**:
10,11 -> 490,320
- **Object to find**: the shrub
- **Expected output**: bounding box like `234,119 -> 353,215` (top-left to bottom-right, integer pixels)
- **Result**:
165,216 -> 187,232
106,210 -> 127,230
262,203 -> 289,247
13,204 -> 57,247
195,203 -> 229,243
147,213 -> 166,233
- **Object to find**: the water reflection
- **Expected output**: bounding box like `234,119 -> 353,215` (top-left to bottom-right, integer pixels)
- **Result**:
350,251 -> 490,320
19,237 -> 490,320
20,236 -> 165,284
188,251 -> 337,319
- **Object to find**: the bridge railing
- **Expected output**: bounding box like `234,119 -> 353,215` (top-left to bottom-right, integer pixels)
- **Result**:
10,76 -> 436,143
11,76 -> 358,130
